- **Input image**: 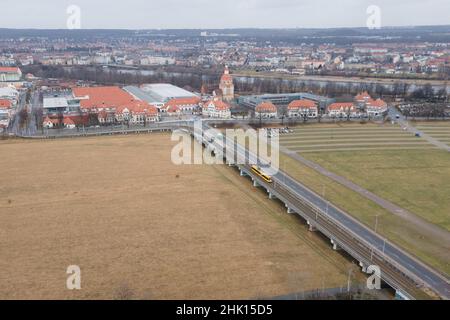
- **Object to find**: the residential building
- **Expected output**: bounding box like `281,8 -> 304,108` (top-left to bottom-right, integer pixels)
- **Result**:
287,99 -> 318,118
327,102 -> 358,118
166,105 -> 182,117
239,92 -> 332,110
0,67 -> 22,82
43,116 -> 57,129
366,98 -> 388,117
355,91 -> 372,107
162,97 -> 201,114
0,98 -> 12,128
0,85 -> 19,105
255,102 -> 278,118
63,117 -> 77,129
202,97 -> 231,119
72,86 -> 159,125
97,110 -> 116,125
354,91 -> 388,117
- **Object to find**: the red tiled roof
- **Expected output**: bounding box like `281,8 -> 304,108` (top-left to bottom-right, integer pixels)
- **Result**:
167,105 -> 180,113
73,86 -> 136,109
0,99 -> 12,109
0,67 -> 21,74
63,117 -> 76,125
43,117 -> 60,125
43,116 -> 53,123
355,91 -> 371,101
367,98 -> 387,108
73,86 -> 158,115
328,102 -> 355,111
256,102 -> 277,113
205,99 -> 230,111
164,97 -> 200,108
288,99 -> 317,110
126,102 -> 158,115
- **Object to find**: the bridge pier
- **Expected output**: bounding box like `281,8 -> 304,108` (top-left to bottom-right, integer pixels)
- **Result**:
285,205 -> 295,214
306,221 -> 317,232
330,239 -> 340,251
395,290 -> 410,300
359,261 -> 368,273
253,179 -> 259,187
240,169 -> 248,177
268,191 -> 276,200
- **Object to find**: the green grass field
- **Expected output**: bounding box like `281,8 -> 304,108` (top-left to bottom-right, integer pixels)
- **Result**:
277,122 -> 450,275
414,121 -> 450,145
280,123 -> 437,153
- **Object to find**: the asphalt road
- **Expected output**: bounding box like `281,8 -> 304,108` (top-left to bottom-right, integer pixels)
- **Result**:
28,91 -> 42,136
7,91 -> 27,135
389,106 -> 450,152
206,122 -> 450,299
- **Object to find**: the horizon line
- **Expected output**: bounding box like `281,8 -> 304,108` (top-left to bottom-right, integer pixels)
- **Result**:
1,24 -> 450,32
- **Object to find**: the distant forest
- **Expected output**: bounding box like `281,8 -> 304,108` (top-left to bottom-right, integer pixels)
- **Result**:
2,26 -> 450,44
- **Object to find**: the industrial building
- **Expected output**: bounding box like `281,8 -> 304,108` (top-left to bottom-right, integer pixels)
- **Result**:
141,84 -> 198,102
43,94 -> 81,114
124,86 -> 164,108
125,84 -> 201,112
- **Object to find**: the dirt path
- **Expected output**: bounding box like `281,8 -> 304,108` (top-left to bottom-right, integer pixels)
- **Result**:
389,107 -> 450,152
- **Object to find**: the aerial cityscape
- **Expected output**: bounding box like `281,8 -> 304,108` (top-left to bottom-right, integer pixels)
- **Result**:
0,0 -> 449,308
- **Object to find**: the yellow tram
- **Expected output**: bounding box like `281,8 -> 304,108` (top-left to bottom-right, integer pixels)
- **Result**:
251,165 -> 273,183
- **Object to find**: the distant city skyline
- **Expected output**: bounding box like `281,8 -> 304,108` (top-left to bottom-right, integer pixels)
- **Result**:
1,0 -> 449,30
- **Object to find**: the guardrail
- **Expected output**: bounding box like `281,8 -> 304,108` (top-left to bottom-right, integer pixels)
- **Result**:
237,164 -> 418,300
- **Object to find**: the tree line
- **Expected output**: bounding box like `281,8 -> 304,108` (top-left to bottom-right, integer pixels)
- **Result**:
23,65 -> 449,102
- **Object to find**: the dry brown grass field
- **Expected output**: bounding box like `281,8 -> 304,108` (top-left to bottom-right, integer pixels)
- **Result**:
0,134 -> 358,300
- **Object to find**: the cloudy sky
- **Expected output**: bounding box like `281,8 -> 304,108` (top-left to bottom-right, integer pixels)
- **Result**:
1,0 -> 449,29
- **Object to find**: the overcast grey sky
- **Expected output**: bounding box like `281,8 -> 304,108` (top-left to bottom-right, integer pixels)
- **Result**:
1,0 -> 449,29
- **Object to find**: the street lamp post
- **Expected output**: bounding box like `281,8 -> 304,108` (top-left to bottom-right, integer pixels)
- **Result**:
347,268 -> 353,293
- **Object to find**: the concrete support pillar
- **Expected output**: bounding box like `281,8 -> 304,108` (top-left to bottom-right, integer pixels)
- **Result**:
268,192 -> 276,200
253,179 -> 259,187
359,261 -> 367,273
331,239 -> 340,251
285,205 -> 295,214
395,290 -> 410,300
307,221 -> 317,232
240,170 -> 247,177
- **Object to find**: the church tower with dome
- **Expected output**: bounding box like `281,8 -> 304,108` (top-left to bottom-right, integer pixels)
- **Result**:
219,66 -> 234,102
